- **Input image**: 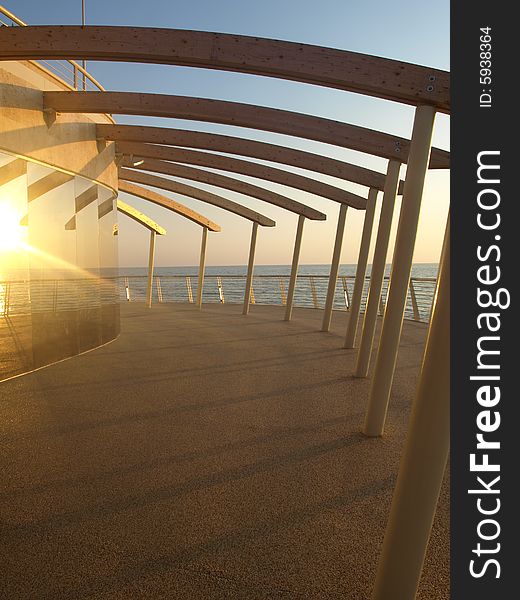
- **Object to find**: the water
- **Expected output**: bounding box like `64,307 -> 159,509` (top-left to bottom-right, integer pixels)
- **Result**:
118,263 -> 439,322
119,263 -> 438,279
1,263 -> 438,321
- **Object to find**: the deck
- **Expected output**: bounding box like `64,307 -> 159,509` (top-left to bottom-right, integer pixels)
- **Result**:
0,303 -> 449,599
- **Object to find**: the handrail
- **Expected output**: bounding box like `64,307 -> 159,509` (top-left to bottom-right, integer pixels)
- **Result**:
0,274 -> 437,323
0,4 -> 105,92
0,275 -> 436,282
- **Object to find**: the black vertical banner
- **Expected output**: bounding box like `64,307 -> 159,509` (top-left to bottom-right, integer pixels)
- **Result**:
451,2 -> 516,599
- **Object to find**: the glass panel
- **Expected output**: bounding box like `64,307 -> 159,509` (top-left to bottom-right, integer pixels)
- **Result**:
75,176 -> 102,352
27,161 -> 79,367
98,185 -> 120,343
0,152 -> 31,379
0,150 -> 120,381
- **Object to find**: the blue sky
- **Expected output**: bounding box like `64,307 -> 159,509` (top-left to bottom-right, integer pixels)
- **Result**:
9,0 -> 450,266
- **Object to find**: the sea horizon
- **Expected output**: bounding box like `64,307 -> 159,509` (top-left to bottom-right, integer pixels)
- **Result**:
118,262 -> 439,278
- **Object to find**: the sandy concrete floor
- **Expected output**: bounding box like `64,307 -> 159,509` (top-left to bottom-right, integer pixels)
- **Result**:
0,303 -> 449,599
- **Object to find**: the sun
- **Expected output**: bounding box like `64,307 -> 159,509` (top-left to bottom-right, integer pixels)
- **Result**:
0,202 -> 27,252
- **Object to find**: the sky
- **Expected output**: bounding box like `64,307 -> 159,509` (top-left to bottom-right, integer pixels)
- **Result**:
10,0 -> 450,267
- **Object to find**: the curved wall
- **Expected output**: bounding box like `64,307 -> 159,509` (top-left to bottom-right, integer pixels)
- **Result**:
0,61 -> 116,188
0,63 -> 120,381
0,150 -> 120,380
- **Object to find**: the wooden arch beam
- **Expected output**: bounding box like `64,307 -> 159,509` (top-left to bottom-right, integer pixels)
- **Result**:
121,157 -> 327,220
117,142 -> 367,210
119,168 -> 276,227
0,26 -> 450,111
119,180 -> 221,232
116,199 -> 166,234
98,124 -> 403,192
44,92 -> 449,167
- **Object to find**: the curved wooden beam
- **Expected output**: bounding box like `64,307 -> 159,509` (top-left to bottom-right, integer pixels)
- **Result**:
119,167 -> 275,227
116,199 -> 166,234
98,124 -> 402,192
0,26 -> 450,111
119,181 -> 221,232
44,92 -> 449,168
117,141 -> 367,210
121,157 -> 327,221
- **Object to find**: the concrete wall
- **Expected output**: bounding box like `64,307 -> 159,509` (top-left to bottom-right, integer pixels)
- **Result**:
0,60 -> 117,189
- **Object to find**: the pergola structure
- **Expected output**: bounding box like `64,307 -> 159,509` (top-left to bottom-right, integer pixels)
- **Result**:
0,24 -> 450,600
116,198 -> 166,308
102,124 -> 407,329
118,167 -> 277,314
117,181 -> 221,308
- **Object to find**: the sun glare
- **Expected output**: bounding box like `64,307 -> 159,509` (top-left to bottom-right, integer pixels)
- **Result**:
0,202 -> 26,252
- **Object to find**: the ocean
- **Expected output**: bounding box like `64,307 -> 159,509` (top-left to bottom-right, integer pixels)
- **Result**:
118,263 -> 439,322
1,263 -> 438,322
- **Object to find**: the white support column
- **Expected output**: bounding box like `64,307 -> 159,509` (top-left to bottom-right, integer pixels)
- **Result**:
243,221 -> 259,315
145,230 -> 156,308
371,217 -> 449,600
196,227 -> 208,309
344,187 -> 378,348
354,159 -> 401,375
321,203 -> 348,331
364,105 -> 436,436
284,214 -> 306,321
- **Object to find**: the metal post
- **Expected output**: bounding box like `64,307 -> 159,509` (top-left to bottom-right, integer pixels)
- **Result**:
409,278 -> 420,321
2,282 -> 8,317
6,282 -> 10,317
146,230 -> 156,308
52,280 -> 58,314
243,221 -> 258,315
379,294 -> 385,316
344,187 -> 378,348
81,0 -> 87,90
186,276 -> 194,303
371,217 -> 449,600
2,283 -> 7,316
355,159 -> 401,376
321,203 -> 348,331
156,277 -> 163,302
196,227 -> 208,309
284,214 -> 306,321
341,277 -> 350,309
217,277 -> 225,303
279,278 -> 287,305
364,105 -> 436,436
310,277 -> 319,308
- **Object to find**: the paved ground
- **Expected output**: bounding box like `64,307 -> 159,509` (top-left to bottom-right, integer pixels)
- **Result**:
0,303 -> 449,599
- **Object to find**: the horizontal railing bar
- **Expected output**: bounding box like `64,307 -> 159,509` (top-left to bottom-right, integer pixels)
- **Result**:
0,274 -> 437,284
1,273 -> 437,324
38,60 -> 78,81
0,5 -> 106,92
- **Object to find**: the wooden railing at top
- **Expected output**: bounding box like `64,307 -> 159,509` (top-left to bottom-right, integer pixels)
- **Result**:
0,4 -> 105,93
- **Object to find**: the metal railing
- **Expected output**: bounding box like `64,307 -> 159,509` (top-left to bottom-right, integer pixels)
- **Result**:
122,274 -> 435,322
0,4 -> 105,92
0,274 -> 437,323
